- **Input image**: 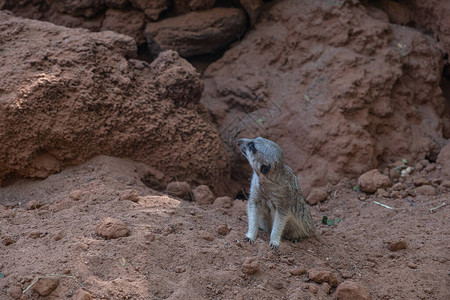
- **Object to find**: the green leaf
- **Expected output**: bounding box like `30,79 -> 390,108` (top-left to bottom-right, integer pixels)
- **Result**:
119,258 -> 126,267
304,95 -> 311,102
353,185 -> 360,191
322,216 -> 341,226
0,272 -> 5,278
402,158 -> 408,164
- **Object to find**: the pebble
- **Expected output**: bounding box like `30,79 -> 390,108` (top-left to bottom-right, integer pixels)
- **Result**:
26,200 -> 42,210
2,236 -> 16,246
72,289 -> 92,300
388,239 -> 407,251
413,178 -> 431,187
119,189 -> 140,202
7,286 -> 22,299
306,188 -> 327,205
32,278 -> 59,296
336,280 -> 371,300
289,267 -> 307,276
358,169 -> 392,193
166,181 -> 191,199
407,262 -> 418,269
161,225 -> 174,236
69,190 -> 83,200
392,183 -> 407,191
216,224 -> 231,235
415,185 -> 437,196
322,282 -> 332,294
242,257 -> 260,275
175,266 -> 186,273
200,231 -> 215,242
308,269 -> 340,287
212,196 -> 233,209
192,185 -> 214,205
96,217 -> 130,239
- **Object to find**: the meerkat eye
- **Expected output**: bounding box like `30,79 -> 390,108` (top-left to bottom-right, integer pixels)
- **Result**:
248,142 -> 257,154
260,164 -> 271,174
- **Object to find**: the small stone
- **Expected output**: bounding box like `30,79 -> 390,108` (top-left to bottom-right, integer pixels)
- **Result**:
308,284 -> 319,294
119,189 -> 140,202
358,169 -> 392,193
193,185 -> 214,205
217,224 -> 231,235
72,289 -> 92,300
69,190 -> 83,200
322,282 -> 332,294
389,190 -> 402,199
407,262 -> 418,269
413,178 -> 431,187
341,271 -> 352,279
392,183 -> 406,191
388,239 -> 407,251
414,162 -> 424,172
145,233 -> 155,242
424,287 -> 433,294
200,231 -> 215,241
32,278 -> 59,296
212,196 -> 233,209
306,188 -> 328,205
2,236 -> 16,246
166,181 -> 191,199
96,217 -> 130,239
53,231 -> 63,241
424,164 -> 436,173
289,267 -> 307,276
26,200 -> 42,210
376,188 -> 389,198
308,269 -> 340,287
175,266 -> 186,273
242,257 -> 260,275
416,185 -> 437,196
28,231 -> 43,239
336,281 -> 371,300
7,286 -> 23,299
162,225 -> 174,236
389,168 -> 401,181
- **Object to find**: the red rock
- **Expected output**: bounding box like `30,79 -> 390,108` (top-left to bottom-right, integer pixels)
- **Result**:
193,185 -> 214,205
415,185 -> 437,196
289,267 -> 307,276
200,231 -> 215,242
119,189 -> 140,202
26,200 -> 42,210
101,8 -> 145,42
413,178 -> 431,187
96,217 -> 130,239
32,278 -> 59,296
2,236 -> 16,246
166,181 -> 191,199
388,239 -> 407,251
437,144 -> 450,176
242,257 -> 260,275
336,281 -> 371,300
322,282 -> 332,294
308,269 -> 340,287
129,0 -> 169,20
216,224 -> 231,235
145,8 -> 247,57
7,285 -> 22,299
212,196 -> 233,209
358,170 -> 392,193
69,190 -> 83,201
72,289 -> 92,300
240,0 -> 263,26
306,188 -> 327,205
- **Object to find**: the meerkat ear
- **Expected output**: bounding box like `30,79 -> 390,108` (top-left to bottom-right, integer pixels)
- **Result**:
260,164 -> 271,174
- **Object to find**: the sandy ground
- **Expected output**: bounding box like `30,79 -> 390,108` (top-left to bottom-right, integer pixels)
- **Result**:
0,155 -> 448,299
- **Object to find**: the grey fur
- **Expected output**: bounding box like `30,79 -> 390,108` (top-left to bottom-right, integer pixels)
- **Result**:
238,137 -> 315,249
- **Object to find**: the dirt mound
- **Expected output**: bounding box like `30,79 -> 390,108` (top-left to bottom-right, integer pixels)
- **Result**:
201,0 -> 447,193
0,11 -> 230,194
0,155 -> 448,299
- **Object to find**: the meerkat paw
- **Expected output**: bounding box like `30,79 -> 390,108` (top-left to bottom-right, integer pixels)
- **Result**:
269,242 -> 280,250
244,236 -> 255,244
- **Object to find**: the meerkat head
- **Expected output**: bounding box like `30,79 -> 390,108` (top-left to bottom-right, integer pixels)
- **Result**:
237,137 -> 284,177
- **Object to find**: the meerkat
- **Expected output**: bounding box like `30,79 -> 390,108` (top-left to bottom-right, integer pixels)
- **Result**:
237,137 -> 315,249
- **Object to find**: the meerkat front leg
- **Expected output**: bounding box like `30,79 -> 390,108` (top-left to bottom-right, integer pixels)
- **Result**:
244,199 -> 259,243
269,211 -> 288,250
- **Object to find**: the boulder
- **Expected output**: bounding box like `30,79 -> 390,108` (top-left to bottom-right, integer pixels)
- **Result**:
145,7 -> 247,57
0,12 -> 230,195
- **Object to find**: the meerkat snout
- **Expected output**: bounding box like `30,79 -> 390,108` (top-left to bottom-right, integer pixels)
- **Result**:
238,137 -> 315,250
